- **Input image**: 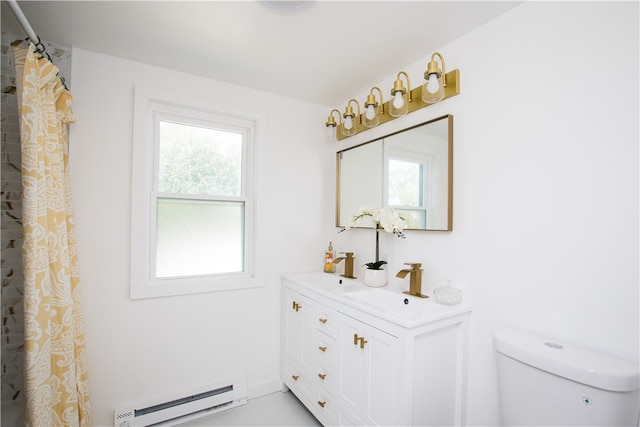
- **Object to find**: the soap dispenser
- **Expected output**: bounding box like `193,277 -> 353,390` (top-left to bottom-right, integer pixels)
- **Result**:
324,242 -> 335,273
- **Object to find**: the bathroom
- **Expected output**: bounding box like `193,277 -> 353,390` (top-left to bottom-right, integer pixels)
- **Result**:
1,1 -> 638,426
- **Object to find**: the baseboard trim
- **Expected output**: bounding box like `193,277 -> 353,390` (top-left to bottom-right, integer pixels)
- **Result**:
247,378 -> 282,400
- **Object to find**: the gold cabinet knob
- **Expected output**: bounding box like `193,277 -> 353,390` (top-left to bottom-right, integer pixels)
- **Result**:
317,401 -> 326,408
318,373 -> 326,380
318,318 -> 328,324
291,375 -> 299,381
318,346 -> 327,352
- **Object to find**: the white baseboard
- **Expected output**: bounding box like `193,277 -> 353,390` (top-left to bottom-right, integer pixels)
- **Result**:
247,378 -> 282,400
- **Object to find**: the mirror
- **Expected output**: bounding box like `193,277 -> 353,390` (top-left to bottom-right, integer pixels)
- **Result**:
336,114 -> 452,231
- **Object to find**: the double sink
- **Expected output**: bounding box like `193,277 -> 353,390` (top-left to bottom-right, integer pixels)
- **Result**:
283,272 -> 470,328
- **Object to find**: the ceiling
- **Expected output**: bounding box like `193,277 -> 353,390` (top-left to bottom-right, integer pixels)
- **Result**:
1,1 -> 521,107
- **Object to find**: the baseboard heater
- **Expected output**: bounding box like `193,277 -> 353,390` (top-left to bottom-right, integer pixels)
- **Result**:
114,380 -> 247,426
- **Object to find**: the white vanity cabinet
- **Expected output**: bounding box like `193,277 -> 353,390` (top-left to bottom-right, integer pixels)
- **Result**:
281,273 -> 471,427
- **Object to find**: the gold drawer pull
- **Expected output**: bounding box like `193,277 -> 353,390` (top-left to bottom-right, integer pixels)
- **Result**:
318,318 -> 328,324
291,375 -> 299,381
318,346 -> 327,352
317,400 -> 326,408
318,373 -> 326,380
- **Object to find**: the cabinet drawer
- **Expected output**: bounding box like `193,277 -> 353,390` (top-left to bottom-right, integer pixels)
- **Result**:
314,362 -> 338,395
313,389 -> 338,426
315,307 -> 338,337
283,356 -> 312,402
314,332 -> 339,368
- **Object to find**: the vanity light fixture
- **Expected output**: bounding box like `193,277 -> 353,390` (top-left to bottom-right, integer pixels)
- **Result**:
389,71 -> 410,118
325,109 -> 341,142
340,99 -> 361,137
326,51 -> 460,141
363,87 -> 383,128
422,52 -> 446,104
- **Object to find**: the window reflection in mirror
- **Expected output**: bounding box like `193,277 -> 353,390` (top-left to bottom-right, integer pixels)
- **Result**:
387,158 -> 426,229
336,115 -> 452,231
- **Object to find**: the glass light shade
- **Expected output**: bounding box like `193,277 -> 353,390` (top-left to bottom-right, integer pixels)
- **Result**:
389,91 -> 408,117
340,115 -> 357,136
363,104 -> 380,128
422,73 -> 445,104
326,124 -> 336,141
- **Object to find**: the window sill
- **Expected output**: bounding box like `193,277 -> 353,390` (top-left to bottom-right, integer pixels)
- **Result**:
130,274 -> 264,300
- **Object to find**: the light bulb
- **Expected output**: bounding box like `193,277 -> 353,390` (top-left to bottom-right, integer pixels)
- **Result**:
365,105 -> 375,120
344,116 -> 353,130
426,73 -> 440,94
392,91 -> 404,109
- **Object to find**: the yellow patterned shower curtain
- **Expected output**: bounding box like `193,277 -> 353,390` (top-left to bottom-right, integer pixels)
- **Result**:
13,43 -> 92,426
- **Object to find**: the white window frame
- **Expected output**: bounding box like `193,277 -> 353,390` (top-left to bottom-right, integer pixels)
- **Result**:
130,87 -> 265,299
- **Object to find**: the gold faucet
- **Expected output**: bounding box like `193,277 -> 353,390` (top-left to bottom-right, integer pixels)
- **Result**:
335,252 -> 356,279
396,263 -> 428,298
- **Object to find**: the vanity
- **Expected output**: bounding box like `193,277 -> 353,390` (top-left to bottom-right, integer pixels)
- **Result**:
281,272 -> 471,426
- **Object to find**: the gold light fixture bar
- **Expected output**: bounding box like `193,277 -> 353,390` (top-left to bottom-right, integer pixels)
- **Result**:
333,68 -> 460,141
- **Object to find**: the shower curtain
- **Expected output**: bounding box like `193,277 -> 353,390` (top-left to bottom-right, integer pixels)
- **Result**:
13,43 -> 92,426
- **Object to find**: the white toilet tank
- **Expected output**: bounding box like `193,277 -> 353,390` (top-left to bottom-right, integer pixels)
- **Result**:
494,328 -> 640,426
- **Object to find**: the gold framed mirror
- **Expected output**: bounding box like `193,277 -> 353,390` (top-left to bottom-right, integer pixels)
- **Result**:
336,114 -> 453,231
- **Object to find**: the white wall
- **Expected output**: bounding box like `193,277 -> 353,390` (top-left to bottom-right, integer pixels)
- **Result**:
68,50 -> 334,425
331,2 -> 639,425
68,2 -> 638,426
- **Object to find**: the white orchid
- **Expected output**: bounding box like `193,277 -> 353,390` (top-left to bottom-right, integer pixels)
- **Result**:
342,206 -> 407,238
339,206 -> 407,267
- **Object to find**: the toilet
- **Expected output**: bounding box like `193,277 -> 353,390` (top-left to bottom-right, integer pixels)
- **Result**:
494,328 -> 640,426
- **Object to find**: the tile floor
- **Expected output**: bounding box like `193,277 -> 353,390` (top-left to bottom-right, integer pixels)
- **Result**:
178,391 -> 322,426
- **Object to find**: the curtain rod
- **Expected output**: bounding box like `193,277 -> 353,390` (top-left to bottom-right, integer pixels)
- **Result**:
6,0 -> 68,89
6,0 -> 41,46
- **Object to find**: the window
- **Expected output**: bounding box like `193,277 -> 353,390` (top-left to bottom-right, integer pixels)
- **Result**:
131,87 -> 264,299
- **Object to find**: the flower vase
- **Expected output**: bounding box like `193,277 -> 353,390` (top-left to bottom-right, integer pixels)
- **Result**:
363,269 -> 388,287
